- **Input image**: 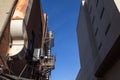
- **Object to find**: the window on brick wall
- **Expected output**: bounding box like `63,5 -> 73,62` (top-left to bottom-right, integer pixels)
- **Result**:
29,31 -> 35,54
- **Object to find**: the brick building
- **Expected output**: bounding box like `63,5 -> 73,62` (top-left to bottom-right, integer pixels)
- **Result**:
0,0 -> 55,79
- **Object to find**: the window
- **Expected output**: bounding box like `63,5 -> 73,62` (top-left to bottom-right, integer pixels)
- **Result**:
100,7 -> 105,19
89,6 -> 92,14
98,42 -> 102,51
29,31 -> 35,53
92,16 -> 95,24
105,23 -> 111,36
95,27 -> 98,36
96,0 -> 99,7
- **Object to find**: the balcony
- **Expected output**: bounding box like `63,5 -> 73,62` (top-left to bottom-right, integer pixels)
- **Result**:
45,31 -> 54,49
42,55 -> 56,69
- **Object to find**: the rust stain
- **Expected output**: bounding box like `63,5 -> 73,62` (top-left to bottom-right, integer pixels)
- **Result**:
12,0 -> 29,19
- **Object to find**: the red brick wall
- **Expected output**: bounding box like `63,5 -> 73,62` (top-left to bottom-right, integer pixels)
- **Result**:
0,23 -> 10,67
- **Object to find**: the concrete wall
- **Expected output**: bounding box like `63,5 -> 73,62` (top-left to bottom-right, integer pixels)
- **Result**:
77,0 -> 120,80
76,1 -> 99,80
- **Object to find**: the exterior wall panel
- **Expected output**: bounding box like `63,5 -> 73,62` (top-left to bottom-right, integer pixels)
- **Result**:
77,0 -> 120,80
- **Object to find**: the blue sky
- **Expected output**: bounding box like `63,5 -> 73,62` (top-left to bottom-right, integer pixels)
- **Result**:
41,0 -> 81,80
